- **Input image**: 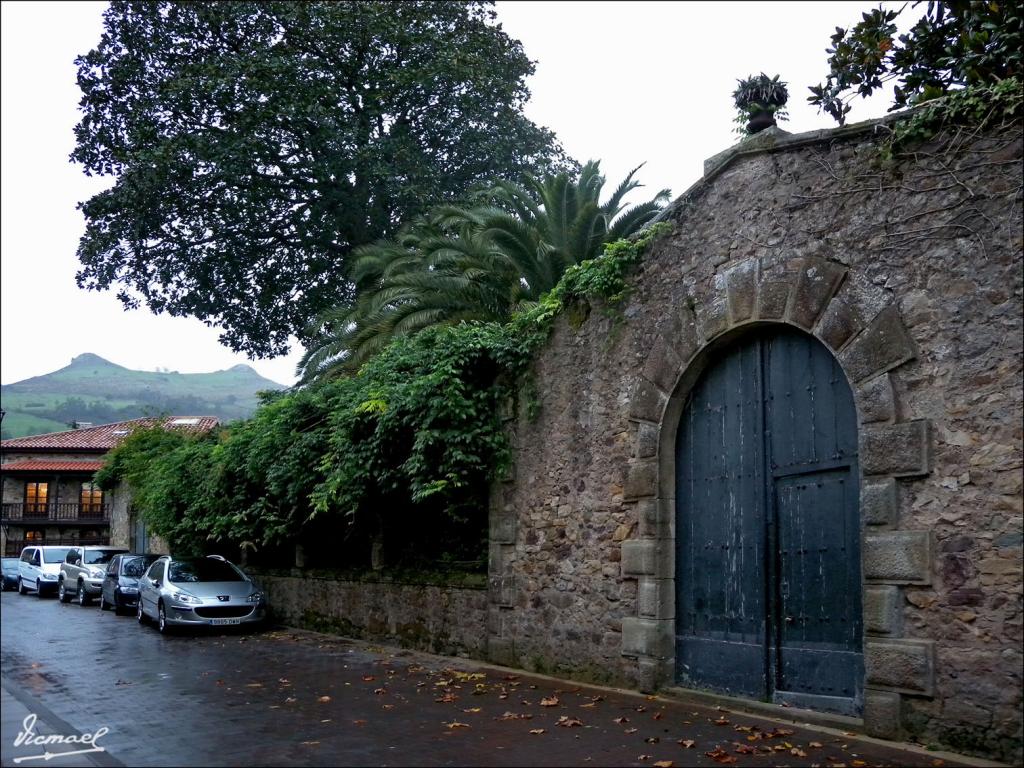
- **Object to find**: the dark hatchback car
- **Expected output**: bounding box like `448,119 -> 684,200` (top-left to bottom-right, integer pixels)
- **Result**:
99,553 -> 161,614
1,558 -> 18,590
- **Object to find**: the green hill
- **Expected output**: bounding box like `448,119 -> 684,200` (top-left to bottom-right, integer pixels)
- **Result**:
1,353 -> 285,439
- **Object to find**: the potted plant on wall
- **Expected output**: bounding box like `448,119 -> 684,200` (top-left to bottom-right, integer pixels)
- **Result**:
733,73 -> 790,134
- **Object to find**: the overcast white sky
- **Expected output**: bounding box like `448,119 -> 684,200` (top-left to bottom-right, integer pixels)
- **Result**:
0,1 -> 904,387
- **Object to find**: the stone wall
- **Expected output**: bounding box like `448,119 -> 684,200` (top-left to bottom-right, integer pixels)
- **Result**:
252,571 -> 488,658
488,120 -> 1022,762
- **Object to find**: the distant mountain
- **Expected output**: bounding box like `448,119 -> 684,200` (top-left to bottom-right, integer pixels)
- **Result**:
1,353 -> 285,439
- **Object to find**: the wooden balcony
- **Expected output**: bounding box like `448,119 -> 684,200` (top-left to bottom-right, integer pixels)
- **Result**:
1,502 -> 111,524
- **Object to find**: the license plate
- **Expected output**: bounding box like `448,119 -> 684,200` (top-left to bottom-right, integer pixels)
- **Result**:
211,618 -> 242,625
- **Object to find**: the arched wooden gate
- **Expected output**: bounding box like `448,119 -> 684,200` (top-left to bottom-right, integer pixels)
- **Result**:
675,326 -> 863,715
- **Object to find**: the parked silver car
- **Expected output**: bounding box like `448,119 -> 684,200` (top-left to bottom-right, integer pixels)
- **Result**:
137,555 -> 267,633
59,546 -> 128,606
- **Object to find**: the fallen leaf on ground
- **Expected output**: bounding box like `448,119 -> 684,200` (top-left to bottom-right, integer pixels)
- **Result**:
679,739 -> 696,748
540,696 -> 560,707
809,741 -> 824,748
382,704 -> 394,710
614,717 -> 630,724
462,707 -> 481,714
637,756 -> 651,762
653,711 -> 663,720
498,711 -> 533,721
300,741 -> 320,746
733,744 -> 756,754
529,728 -> 545,735
285,697 -> 297,704
352,720 -> 367,726
714,718 -> 730,725
373,688 -> 386,695
635,706 -> 647,713
851,761 -> 867,767
444,721 -> 470,729
362,676 -> 375,682
644,737 -> 660,744
625,728 -> 638,734
704,747 -> 738,765
792,747 -> 808,757
318,695 -> 331,703
581,702 -> 596,708
557,716 -> 583,727
654,762 -> 674,768
435,693 -> 458,703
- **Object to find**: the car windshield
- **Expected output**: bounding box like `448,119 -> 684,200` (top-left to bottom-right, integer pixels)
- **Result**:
168,559 -> 244,583
84,550 -> 121,565
122,556 -> 159,578
42,548 -> 71,564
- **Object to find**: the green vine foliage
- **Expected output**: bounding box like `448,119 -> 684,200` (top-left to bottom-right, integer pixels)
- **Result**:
884,77 -> 1023,154
95,224 -> 672,564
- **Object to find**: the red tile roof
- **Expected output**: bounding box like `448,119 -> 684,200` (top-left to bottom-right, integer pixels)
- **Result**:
0,417 -> 219,452
0,460 -> 107,473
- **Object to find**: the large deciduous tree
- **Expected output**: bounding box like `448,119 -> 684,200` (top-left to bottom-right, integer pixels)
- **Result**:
72,1 -> 572,357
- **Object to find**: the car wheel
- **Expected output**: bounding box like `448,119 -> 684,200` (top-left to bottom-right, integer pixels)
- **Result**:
18,578 -> 28,595
36,579 -> 45,598
58,580 -> 70,603
77,581 -> 90,606
99,593 -> 108,611
157,601 -> 171,634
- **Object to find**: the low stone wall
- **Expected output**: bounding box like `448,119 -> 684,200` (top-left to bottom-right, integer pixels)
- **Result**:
250,570 -> 489,658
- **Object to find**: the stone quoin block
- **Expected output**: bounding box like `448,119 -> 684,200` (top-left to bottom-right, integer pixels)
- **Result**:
621,539 -> 657,576
856,374 -> 896,424
628,377 -> 668,424
757,279 -> 793,320
839,304 -> 916,383
864,585 -> 903,635
635,422 -> 659,459
621,617 -> 673,658
788,257 -> 847,330
861,420 -> 930,477
724,259 -> 758,323
637,577 -> 674,619
865,638 -> 936,696
488,575 -> 516,607
623,458 -> 659,500
487,637 -> 516,667
643,335 -> 685,393
861,477 -> 899,526
816,292 -> 864,352
863,530 -> 933,585
637,498 -> 669,538
489,510 -> 517,544
864,689 -> 903,739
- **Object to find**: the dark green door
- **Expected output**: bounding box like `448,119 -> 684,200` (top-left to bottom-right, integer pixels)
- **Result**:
675,327 -> 862,715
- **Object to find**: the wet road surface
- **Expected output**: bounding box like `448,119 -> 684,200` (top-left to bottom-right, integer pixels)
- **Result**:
1,590 -> 976,767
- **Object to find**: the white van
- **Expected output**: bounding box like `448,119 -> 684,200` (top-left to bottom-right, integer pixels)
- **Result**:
18,545 -> 72,597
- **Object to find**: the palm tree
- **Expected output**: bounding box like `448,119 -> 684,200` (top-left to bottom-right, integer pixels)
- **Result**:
297,161 -> 669,383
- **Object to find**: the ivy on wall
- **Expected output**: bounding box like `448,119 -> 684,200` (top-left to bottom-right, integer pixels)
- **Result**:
96,224 -> 672,562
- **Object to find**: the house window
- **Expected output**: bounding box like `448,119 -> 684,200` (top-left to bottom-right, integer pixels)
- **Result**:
80,483 -> 104,516
24,529 -> 45,543
25,482 -> 48,514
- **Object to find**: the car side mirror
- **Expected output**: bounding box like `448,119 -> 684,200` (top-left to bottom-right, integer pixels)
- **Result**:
153,580 -> 161,588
